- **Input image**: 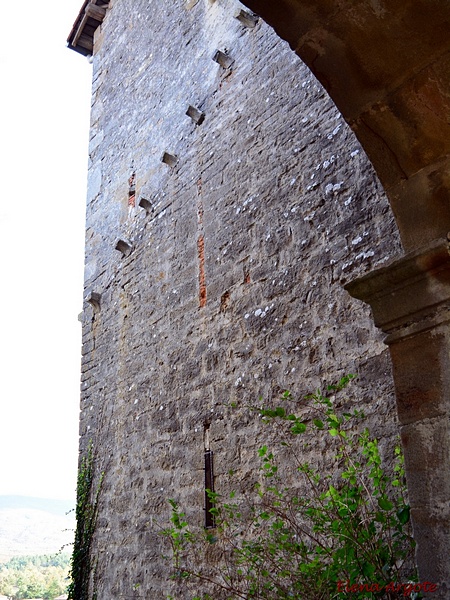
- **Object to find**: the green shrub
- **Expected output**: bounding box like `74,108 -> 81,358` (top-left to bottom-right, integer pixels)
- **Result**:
163,376 -> 417,599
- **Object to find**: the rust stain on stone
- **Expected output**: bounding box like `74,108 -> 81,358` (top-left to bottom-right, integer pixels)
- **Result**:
220,290 -> 230,312
197,235 -> 207,307
128,172 -> 136,207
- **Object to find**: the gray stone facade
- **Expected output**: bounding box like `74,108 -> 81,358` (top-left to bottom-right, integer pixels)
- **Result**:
78,0 -> 404,595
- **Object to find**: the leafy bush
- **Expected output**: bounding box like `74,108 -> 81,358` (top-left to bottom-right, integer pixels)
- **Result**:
163,376 -> 417,599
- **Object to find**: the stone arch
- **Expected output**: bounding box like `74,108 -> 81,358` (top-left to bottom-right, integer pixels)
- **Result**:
241,0 -> 450,252
239,1 -> 450,593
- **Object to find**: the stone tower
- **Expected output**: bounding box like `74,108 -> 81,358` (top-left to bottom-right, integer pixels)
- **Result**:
66,0 -> 432,596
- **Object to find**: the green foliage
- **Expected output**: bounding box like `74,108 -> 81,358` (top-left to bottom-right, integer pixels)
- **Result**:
68,443 -> 103,600
1,554 -> 71,571
163,376 -> 417,599
0,553 -> 70,599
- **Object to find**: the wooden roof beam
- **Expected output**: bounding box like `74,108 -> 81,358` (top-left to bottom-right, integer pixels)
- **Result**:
67,1 -> 109,56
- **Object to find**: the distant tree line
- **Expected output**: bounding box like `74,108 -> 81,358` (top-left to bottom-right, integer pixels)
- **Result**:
0,553 -> 70,600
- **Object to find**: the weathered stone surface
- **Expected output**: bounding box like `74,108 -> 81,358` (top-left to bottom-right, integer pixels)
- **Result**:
76,0 -> 406,596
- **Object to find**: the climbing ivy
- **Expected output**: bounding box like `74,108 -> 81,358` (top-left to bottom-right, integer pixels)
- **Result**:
68,443 -> 103,600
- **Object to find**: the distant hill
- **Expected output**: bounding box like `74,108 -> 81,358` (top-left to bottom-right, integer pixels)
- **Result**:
0,496 -> 75,562
0,496 -> 74,515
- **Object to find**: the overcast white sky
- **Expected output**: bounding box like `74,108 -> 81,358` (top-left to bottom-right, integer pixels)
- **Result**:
0,0 -> 93,501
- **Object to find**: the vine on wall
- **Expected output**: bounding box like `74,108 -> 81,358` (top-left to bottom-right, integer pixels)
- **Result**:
68,443 -> 103,600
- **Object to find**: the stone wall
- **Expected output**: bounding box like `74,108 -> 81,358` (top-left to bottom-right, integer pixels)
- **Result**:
79,0 -> 403,595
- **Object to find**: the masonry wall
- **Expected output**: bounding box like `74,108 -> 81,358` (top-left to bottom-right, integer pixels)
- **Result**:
79,0 -> 404,596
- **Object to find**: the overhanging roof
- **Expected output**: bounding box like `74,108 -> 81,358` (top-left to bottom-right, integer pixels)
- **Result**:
67,0 -> 110,56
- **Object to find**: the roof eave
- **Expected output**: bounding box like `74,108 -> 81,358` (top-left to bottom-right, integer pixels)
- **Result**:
67,0 -> 110,56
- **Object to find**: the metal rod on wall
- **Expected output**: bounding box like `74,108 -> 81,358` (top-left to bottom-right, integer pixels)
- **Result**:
204,449 -> 216,529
